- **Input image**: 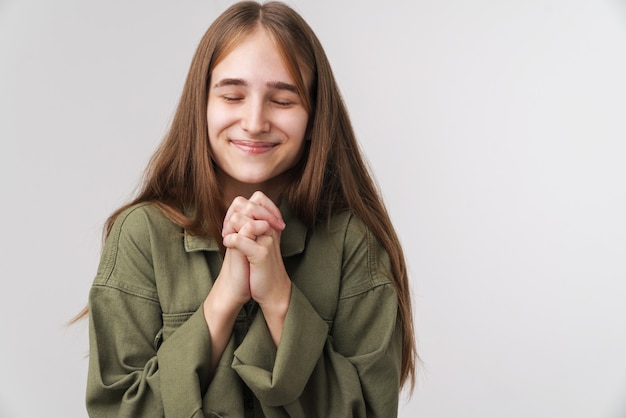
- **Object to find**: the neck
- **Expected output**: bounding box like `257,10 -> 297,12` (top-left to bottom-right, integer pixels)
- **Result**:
219,174 -> 286,208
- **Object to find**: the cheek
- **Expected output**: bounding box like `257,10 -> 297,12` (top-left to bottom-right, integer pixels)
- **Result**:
206,103 -> 234,139
206,100 -> 221,127
282,110 -> 309,140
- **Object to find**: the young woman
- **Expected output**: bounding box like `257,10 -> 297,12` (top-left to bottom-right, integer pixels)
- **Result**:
84,1 -> 416,416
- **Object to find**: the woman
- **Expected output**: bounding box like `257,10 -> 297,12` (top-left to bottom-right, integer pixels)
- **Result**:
84,1 -> 416,416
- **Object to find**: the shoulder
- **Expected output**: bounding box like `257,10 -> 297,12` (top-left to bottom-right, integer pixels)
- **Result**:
323,211 -> 373,262
325,211 -> 394,295
105,202 -> 182,248
94,203 -> 182,287
111,202 -> 176,235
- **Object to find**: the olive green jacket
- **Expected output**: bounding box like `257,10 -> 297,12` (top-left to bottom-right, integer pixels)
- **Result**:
87,202 -> 402,417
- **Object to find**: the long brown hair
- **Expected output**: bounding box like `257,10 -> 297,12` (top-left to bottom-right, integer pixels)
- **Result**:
80,1 -> 417,391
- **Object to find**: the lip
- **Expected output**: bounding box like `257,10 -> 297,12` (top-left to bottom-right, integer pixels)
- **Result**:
230,140 -> 278,155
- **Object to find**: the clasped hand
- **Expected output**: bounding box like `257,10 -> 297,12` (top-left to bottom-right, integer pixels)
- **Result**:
219,191 -> 292,318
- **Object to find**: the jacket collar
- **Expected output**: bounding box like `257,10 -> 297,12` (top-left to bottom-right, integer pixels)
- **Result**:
183,201 -> 307,257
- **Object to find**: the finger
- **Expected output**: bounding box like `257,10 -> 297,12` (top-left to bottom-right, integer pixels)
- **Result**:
223,196 -> 249,234
223,211 -> 252,236
223,212 -> 275,238
223,195 -> 285,235
224,231 -> 282,267
238,219 -> 273,240
223,233 -> 271,259
249,191 -> 285,231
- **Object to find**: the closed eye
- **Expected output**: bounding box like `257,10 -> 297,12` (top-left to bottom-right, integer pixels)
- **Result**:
271,99 -> 293,107
223,95 -> 243,103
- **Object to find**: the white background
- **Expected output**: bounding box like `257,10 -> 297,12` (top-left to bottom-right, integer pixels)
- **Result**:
1,0 -> 626,417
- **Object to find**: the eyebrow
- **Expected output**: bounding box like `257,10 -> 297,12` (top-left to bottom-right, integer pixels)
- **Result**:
213,78 -> 299,94
266,81 -> 299,94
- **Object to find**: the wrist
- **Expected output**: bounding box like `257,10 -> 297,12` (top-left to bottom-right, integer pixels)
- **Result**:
258,284 -> 291,347
259,296 -> 289,320
205,282 -> 245,321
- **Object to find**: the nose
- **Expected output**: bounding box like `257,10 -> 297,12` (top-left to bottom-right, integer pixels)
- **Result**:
241,99 -> 270,135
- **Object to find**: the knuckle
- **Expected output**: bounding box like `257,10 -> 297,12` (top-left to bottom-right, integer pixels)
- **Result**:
242,220 -> 256,234
230,212 -> 242,225
251,191 -> 265,201
231,196 -> 246,209
244,200 -> 257,213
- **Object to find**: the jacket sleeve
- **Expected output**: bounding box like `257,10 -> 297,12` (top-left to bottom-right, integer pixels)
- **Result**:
232,216 -> 402,418
86,206 -> 212,418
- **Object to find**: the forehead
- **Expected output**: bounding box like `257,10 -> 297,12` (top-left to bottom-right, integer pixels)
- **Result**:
211,27 -> 312,93
212,29 -> 292,80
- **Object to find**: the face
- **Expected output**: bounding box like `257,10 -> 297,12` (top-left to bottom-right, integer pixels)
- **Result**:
207,27 -> 309,200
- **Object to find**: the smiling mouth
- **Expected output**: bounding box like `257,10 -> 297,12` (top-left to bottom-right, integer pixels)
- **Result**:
230,140 -> 278,155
